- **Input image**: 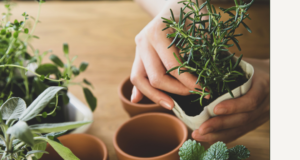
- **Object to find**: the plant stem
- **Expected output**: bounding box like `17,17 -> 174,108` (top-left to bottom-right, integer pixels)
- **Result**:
25,1 -> 42,43
0,64 -> 65,82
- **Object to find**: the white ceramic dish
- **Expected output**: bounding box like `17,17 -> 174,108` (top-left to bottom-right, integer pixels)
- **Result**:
172,57 -> 254,130
64,93 -> 93,133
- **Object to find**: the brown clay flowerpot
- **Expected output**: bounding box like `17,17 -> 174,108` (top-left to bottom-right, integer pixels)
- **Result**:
41,134 -> 108,160
118,76 -> 173,117
113,113 -> 188,160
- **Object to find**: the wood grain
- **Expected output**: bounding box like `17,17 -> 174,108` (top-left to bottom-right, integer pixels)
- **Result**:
1,1 -> 269,160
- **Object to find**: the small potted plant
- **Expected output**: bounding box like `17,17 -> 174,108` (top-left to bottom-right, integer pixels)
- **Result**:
0,0 -> 97,133
161,0 -> 254,130
0,86 -> 94,160
178,139 -> 250,160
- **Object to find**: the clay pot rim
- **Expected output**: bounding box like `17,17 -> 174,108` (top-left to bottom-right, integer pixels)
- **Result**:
118,76 -> 160,108
59,133 -> 108,160
113,112 -> 188,159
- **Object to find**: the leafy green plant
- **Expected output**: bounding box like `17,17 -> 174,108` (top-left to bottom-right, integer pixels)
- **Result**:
0,0 -> 97,119
179,139 -> 250,160
162,0 -> 253,105
0,86 -> 91,160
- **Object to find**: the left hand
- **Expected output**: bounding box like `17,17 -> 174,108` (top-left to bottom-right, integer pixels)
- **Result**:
192,58 -> 270,144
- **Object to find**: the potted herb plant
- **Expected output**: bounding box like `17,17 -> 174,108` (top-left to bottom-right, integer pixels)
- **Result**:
178,139 -> 250,160
0,0 -> 97,133
0,86 -> 93,160
162,0 -> 254,130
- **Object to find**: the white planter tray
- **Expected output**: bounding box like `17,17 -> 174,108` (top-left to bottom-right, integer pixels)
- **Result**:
64,93 -> 93,133
172,57 -> 254,130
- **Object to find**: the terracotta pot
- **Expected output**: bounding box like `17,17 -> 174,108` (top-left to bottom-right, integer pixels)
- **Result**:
41,134 -> 108,160
113,113 -> 188,160
118,76 -> 173,117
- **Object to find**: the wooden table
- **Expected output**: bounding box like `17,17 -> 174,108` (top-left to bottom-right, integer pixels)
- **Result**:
2,1 -> 270,159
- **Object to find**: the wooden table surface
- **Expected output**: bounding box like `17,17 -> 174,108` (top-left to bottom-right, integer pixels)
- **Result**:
2,1 -> 270,160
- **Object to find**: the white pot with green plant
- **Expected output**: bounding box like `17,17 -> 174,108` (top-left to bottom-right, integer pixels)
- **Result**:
162,0 -> 254,130
0,86 -> 91,160
0,0 -> 96,133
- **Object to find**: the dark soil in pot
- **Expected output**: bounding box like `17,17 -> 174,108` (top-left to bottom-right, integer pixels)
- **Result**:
167,66 -> 248,116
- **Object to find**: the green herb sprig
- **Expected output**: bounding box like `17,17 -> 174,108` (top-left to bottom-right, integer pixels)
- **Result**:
162,0 -> 253,105
179,139 -> 250,160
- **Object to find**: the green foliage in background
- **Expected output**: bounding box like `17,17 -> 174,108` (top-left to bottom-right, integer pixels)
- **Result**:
0,0 -> 97,122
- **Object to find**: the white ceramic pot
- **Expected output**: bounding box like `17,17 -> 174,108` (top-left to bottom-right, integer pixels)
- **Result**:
64,93 -> 93,133
172,57 -> 254,130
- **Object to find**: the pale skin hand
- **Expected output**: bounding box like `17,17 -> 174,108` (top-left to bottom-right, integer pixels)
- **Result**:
192,58 -> 270,144
133,0 -> 270,144
131,0 -> 206,109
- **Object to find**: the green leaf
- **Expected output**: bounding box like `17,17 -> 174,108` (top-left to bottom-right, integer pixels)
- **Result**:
63,43 -> 69,55
19,87 -> 66,121
203,141 -> 229,160
32,141 -> 47,159
228,145 -> 250,160
24,28 -> 29,34
241,22 -> 252,33
26,150 -> 48,157
35,63 -> 60,76
79,62 -> 88,72
49,54 -> 64,68
233,54 -> 243,70
29,121 -> 91,133
71,66 -> 80,76
42,137 -> 79,160
7,121 -> 34,146
32,77 -> 48,95
83,79 -> 93,88
179,139 -> 205,160
83,88 -> 97,111
0,97 -> 26,120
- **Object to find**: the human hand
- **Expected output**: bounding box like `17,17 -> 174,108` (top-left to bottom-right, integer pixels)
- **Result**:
192,58 -> 270,144
130,1 -> 206,110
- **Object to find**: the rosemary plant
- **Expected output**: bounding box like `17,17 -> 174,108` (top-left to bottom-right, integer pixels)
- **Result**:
162,0 -> 254,105
0,86 -> 90,160
0,0 -> 97,122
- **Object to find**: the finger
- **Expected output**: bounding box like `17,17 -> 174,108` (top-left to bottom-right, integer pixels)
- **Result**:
130,50 -> 174,110
199,96 -> 270,135
192,111 -> 270,144
214,74 -> 268,115
136,36 -> 191,95
131,86 -> 144,103
147,20 -> 201,92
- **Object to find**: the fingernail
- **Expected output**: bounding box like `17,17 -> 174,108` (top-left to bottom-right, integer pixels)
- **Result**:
159,100 -> 172,110
200,127 -> 213,135
192,130 -> 207,140
215,108 -> 227,115
130,89 -> 136,102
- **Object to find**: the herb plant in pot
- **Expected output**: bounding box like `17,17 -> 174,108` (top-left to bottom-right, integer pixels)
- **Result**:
0,1 -> 97,133
162,0 -> 254,130
0,86 -> 92,160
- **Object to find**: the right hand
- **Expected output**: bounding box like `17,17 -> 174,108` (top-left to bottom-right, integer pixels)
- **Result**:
130,16 -> 202,110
